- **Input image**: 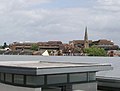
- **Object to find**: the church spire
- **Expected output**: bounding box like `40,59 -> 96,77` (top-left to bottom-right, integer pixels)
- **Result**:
84,26 -> 89,48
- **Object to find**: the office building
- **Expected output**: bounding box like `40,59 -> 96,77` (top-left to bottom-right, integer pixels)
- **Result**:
0,61 -> 112,91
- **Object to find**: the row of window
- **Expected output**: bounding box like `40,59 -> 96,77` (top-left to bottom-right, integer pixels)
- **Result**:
0,73 -> 44,86
0,72 -> 96,87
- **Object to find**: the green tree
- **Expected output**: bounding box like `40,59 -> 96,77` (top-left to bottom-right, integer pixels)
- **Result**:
2,42 -> 8,49
31,44 -> 39,51
0,45 -> 3,49
84,47 -> 107,56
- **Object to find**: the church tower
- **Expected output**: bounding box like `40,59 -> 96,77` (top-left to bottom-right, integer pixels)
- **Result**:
84,26 -> 89,48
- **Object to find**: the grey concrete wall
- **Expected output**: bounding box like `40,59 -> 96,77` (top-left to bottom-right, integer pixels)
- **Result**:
72,82 -> 97,91
0,83 -> 41,91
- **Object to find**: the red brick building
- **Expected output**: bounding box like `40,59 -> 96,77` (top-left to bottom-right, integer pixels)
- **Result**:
9,41 -> 64,51
92,40 -> 119,50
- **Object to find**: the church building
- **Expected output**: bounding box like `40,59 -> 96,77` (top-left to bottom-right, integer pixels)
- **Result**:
69,27 -> 92,49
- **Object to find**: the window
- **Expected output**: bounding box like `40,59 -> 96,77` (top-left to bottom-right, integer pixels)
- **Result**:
0,73 -> 4,81
70,73 -> 87,82
14,75 -> 24,84
47,74 -> 67,84
89,72 -> 96,81
26,76 -> 44,86
5,73 -> 12,83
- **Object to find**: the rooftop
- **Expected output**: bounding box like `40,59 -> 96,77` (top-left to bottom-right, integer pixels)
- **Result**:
0,61 -> 112,75
0,61 -> 111,68
0,61 -> 89,68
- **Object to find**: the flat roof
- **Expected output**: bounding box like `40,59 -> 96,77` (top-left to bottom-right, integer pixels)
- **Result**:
0,61 -> 93,68
0,61 -> 110,68
0,61 -> 112,75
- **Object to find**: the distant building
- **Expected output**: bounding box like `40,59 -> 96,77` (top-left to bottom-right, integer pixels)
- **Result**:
69,27 -> 92,49
9,42 -> 36,51
92,39 -> 114,45
8,27 -> 120,56
92,39 -> 119,50
38,41 -> 64,51
62,44 -> 73,55
9,41 -> 64,52
69,40 -> 92,49
69,27 -> 119,55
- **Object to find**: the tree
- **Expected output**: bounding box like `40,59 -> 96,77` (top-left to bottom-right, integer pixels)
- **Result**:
0,45 -> 3,49
84,46 -> 107,56
31,44 -> 39,51
2,42 -> 8,49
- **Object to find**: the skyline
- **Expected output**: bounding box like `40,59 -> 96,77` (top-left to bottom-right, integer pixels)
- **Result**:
0,0 -> 120,45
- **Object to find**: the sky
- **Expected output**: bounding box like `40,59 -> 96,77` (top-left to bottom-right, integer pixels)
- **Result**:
0,0 -> 120,45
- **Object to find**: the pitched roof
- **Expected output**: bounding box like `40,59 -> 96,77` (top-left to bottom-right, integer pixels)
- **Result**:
69,40 -> 92,44
93,40 -> 114,45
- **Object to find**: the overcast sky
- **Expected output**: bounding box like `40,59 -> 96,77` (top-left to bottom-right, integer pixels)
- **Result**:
0,0 -> 120,45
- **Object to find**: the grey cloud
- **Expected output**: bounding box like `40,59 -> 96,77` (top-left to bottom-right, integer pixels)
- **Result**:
0,0 -> 120,46
95,0 -> 120,11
